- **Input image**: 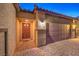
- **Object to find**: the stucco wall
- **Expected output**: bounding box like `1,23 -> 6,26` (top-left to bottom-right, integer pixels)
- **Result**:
0,3 -> 16,55
46,15 -> 73,24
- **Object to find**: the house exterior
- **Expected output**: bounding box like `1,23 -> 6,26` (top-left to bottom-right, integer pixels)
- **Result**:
0,3 -> 78,56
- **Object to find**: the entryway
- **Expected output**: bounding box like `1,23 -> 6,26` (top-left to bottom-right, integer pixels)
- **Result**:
16,19 -> 37,51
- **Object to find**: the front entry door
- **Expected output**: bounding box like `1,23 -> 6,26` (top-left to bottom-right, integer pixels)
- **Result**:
22,22 -> 31,40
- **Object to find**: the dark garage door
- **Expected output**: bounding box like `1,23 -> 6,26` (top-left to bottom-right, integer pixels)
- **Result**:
46,23 -> 71,44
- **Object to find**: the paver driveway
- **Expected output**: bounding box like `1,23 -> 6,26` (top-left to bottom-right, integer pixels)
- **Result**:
14,38 -> 79,56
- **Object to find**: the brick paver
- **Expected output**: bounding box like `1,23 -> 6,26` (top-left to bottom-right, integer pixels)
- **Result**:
14,38 -> 79,56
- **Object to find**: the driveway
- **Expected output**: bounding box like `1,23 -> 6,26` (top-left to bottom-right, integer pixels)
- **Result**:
14,38 -> 79,56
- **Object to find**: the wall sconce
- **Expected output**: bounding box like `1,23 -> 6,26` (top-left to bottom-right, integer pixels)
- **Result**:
73,20 -> 75,23
23,20 -> 30,27
24,20 -> 28,22
23,23 -> 29,27
72,24 -> 76,29
67,25 -> 70,30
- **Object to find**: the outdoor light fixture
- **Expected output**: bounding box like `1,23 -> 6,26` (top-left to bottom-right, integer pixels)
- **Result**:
72,24 -> 76,29
72,20 -> 76,29
67,25 -> 70,30
73,20 -> 75,23
24,20 -> 29,22
23,23 -> 29,27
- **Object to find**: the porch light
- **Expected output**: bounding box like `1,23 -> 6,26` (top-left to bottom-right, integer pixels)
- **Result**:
67,25 -> 70,30
24,20 -> 28,22
23,23 -> 29,27
72,24 -> 76,29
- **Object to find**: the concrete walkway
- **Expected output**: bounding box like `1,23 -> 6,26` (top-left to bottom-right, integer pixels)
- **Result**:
14,38 -> 79,56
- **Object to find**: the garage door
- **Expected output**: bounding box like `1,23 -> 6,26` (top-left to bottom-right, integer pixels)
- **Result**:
46,23 -> 71,44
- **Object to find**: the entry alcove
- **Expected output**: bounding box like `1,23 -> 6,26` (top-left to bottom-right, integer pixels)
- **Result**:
17,18 -> 34,41
16,18 -> 37,49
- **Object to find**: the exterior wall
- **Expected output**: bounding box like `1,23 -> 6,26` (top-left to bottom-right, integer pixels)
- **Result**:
0,4 -> 16,55
46,15 -> 73,24
17,11 -> 35,19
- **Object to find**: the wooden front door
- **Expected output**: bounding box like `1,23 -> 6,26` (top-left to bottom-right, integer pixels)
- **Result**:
22,23 -> 31,40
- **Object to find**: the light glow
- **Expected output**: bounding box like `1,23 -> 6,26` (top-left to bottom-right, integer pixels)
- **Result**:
72,24 -> 76,29
24,20 -> 29,22
67,25 -> 70,30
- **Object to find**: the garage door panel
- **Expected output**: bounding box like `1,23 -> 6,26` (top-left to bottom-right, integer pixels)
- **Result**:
46,23 -> 71,44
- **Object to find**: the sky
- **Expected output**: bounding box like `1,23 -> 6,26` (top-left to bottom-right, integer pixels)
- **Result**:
19,3 -> 79,17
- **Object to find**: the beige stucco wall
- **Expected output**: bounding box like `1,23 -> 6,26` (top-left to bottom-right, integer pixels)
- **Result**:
0,3 -> 16,55
17,11 -> 35,19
